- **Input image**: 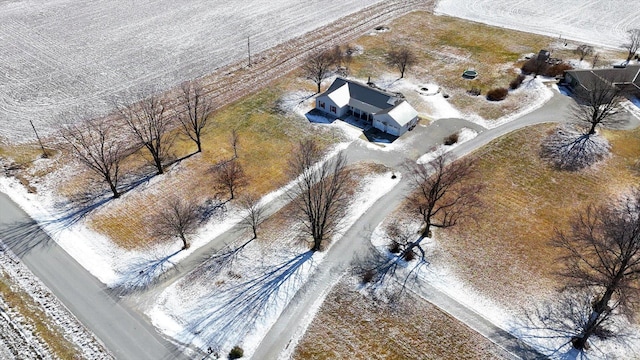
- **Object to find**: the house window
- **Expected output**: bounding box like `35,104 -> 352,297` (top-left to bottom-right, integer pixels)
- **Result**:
330,105 -> 337,113
319,101 -> 325,109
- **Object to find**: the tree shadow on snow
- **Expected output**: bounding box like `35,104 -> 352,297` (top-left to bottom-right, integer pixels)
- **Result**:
107,249 -> 183,297
0,190 -> 115,257
180,251 -> 315,350
510,290 -> 639,360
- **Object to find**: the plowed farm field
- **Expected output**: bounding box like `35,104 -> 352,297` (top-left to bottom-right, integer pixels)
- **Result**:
436,0 -> 639,50
0,0 -> 384,142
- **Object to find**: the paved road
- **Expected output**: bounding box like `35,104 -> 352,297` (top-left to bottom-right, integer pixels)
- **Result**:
252,87 -> 640,359
2,87 -> 637,360
0,192 -> 190,360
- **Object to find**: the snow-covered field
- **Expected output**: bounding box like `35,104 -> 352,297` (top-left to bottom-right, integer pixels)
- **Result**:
0,0 -> 383,142
436,0 -> 640,49
5,1 -> 639,356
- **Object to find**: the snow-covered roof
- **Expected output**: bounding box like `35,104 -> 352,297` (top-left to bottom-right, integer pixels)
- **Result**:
377,100 -> 419,126
319,78 -> 419,127
327,83 -> 350,107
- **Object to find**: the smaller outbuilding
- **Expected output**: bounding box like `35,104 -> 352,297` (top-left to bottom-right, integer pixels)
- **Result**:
315,77 -> 419,136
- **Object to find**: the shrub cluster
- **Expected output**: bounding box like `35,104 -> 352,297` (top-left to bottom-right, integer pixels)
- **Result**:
521,58 -> 573,77
509,74 -> 526,90
388,241 -> 401,253
486,87 -> 508,101
229,346 -> 244,359
521,58 -> 545,75
546,63 -> 573,77
444,133 -> 459,145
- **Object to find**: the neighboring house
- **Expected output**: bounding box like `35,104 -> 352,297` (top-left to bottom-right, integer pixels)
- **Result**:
315,77 -> 419,136
564,65 -> 640,100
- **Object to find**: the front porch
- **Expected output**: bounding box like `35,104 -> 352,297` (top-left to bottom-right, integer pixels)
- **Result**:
347,106 -> 373,123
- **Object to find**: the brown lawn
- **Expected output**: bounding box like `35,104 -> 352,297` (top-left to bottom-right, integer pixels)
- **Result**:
293,276 -> 508,360
430,124 -> 640,309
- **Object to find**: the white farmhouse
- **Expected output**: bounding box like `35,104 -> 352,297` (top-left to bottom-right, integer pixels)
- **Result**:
315,78 -> 419,136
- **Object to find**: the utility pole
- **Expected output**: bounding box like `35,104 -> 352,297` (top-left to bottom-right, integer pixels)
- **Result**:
247,36 -> 251,67
30,120 -> 48,158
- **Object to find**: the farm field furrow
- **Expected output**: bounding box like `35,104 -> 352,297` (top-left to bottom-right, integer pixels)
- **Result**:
0,0 -> 385,142
436,0 -> 640,50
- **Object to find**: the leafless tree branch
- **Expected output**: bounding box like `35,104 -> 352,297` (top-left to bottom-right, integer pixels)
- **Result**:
239,193 -> 266,240
403,152 -> 483,257
552,190 -> 640,349
624,29 -> 640,62
301,49 -> 338,93
386,47 -> 417,79
153,197 -> 201,250
211,159 -> 248,201
176,80 -> 212,154
118,93 -> 175,175
575,44 -> 594,62
571,77 -> 625,136
287,139 -> 350,251
60,118 -> 130,198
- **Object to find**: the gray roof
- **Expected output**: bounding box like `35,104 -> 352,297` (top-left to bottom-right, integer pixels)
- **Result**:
321,77 -> 400,114
566,65 -> 640,91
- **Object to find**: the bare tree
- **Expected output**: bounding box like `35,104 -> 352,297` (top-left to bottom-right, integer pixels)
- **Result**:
60,119 -> 128,198
386,47 -> 417,79
154,197 -> 201,250
212,159 -> 248,201
239,193 -> 266,239
176,81 -> 212,154
403,153 -> 482,259
301,49 -> 338,93
574,44 -> 594,62
287,139 -> 351,251
552,191 -> 640,350
230,128 -> 240,159
541,76 -> 623,171
572,77 -> 624,135
119,94 -> 174,175
624,28 -> 640,62
592,52 -> 600,69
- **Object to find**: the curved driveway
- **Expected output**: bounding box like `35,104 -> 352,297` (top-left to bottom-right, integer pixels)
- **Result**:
2,88 -> 638,360
252,88 -> 639,359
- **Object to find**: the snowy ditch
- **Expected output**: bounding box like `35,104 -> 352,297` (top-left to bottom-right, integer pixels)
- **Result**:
0,244 -> 113,359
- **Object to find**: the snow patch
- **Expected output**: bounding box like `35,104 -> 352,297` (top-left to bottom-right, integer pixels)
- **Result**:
417,128 -> 478,164
147,171 -> 401,357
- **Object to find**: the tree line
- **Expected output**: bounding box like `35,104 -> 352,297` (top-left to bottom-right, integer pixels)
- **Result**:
61,81 -> 213,198
301,44 -> 417,93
